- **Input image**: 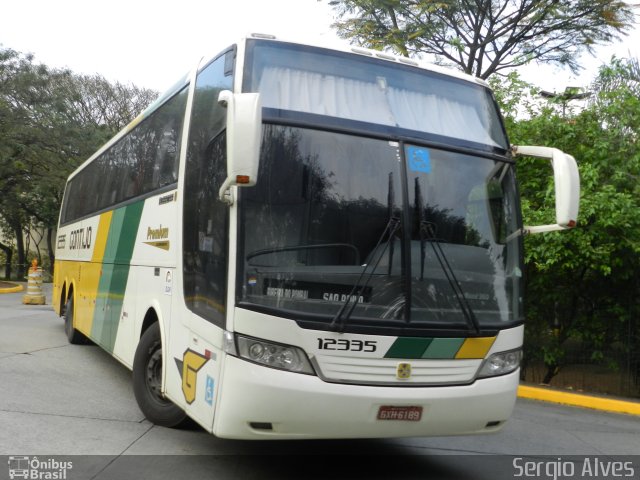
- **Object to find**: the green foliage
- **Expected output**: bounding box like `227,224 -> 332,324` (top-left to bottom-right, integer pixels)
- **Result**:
492,57 -> 640,383
0,46 -> 158,278
326,0 -> 636,79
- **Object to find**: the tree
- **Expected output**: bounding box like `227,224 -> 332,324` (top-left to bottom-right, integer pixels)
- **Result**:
0,47 -> 53,277
326,0 -> 636,79
0,46 -> 158,278
492,57 -> 640,385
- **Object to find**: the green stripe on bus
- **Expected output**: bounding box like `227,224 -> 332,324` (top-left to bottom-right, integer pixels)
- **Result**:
92,201 -> 144,352
114,201 -> 144,264
384,337 -> 494,359
384,337 -> 432,359
422,338 -> 465,359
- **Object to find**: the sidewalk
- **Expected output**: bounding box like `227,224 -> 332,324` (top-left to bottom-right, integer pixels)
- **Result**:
1,282 -> 638,416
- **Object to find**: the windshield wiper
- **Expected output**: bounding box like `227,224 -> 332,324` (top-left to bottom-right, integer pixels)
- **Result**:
329,215 -> 401,332
330,172 -> 401,332
415,178 -> 480,335
419,221 -> 480,334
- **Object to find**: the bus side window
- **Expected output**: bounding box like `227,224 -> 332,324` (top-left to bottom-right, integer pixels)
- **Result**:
157,121 -> 180,187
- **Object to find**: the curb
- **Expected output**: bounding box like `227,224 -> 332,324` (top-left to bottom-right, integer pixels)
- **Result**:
0,282 -> 24,294
518,385 -> 640,416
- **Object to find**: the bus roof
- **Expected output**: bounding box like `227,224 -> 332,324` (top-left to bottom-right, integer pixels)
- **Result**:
237,33 -> 489,88
67,34 -> 491,182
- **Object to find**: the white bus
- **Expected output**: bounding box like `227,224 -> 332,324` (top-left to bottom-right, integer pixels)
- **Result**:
53,34 -> 579,439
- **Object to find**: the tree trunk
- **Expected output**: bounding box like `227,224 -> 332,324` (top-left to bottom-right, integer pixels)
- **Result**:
542,364 -> 559,385
0,241 -> 12,280
12,220 -> 26,278
47,227 -> 55,275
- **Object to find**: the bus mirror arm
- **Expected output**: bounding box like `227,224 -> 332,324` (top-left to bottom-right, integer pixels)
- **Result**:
218,177 -> 235,205
512,145 -> 580,235
218,90 -> 262,205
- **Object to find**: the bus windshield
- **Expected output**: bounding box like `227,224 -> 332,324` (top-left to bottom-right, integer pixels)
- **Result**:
243,40 -> 508,149
238,126 -> 523,332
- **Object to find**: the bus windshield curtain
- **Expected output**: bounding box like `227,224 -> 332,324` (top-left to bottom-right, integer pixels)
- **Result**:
257,66 -> 501,147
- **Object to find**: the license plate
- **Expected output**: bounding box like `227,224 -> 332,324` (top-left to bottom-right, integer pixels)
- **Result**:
377,406 -> 423,421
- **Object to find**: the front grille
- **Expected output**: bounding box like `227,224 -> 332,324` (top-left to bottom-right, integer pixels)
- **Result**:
314,354 -> 482,385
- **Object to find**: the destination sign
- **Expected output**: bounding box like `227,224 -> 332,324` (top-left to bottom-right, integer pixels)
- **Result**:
262,279 -> 372,303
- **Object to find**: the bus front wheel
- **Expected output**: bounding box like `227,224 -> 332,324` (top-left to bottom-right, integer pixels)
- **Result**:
132,323 -> 186,428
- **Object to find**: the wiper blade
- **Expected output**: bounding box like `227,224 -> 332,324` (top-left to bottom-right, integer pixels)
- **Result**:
420,220 -> 481,335
414,177 -> 480,334
330,216 -> 401,332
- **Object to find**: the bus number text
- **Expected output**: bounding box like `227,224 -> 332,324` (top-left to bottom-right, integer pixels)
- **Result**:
317,338 -> 377,353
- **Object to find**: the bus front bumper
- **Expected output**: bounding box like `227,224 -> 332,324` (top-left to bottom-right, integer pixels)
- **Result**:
212,355 -> 519,440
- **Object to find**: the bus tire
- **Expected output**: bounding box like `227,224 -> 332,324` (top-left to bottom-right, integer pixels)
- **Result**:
64,296 -> 89,345
132,323 -> 186,428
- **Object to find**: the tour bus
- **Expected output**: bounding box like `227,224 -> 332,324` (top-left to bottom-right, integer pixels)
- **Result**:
53,34 -> 579,439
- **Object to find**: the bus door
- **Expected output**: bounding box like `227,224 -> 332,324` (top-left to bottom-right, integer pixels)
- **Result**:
173,50 -> 235,431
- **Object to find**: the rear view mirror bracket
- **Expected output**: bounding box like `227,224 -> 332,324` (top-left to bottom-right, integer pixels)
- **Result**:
512,145 -> 580,235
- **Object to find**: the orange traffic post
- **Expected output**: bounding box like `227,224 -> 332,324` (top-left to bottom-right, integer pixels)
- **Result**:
22,259 -> 46,305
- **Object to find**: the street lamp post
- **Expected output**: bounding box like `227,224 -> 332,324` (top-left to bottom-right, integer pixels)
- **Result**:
539,86 -> 591,117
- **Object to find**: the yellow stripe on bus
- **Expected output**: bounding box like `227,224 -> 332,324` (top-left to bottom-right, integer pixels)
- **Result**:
455,337 -> 496,359
92,211 -> 113,262
75,211 -> 113,336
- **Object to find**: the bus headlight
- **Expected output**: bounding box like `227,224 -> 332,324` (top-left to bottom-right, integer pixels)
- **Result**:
234,334 -> 315,375
477,349 -> 522,378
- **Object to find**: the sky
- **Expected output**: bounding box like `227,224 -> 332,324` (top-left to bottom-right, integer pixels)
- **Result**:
1,0 -> 638,94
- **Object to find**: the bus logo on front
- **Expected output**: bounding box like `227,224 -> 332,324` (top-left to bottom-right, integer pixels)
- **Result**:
396,362 -> 412,379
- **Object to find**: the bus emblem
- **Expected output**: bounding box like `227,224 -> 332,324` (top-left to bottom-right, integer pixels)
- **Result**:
396,363 -> 412,380
175,349 -> 209,404
145,225 -> 170,250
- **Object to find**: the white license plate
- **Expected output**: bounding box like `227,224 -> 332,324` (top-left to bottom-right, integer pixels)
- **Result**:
377,405 -> 423,421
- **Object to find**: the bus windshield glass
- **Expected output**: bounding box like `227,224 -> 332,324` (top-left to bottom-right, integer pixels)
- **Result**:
243,40 -> 508,149
238,126 -> 523,331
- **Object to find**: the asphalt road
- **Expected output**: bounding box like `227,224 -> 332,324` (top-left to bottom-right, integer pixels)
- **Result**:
1,285 -> 639,480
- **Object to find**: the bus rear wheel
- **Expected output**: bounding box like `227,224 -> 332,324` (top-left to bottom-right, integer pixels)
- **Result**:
133,323 -> 186,428
64,296 -> 89,345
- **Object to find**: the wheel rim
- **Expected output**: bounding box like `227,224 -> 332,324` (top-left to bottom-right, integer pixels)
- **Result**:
145,342 -> 171,406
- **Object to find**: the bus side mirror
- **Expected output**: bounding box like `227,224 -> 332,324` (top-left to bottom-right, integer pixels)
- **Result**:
513,145 -> 580,235
218,90 -> 262,204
